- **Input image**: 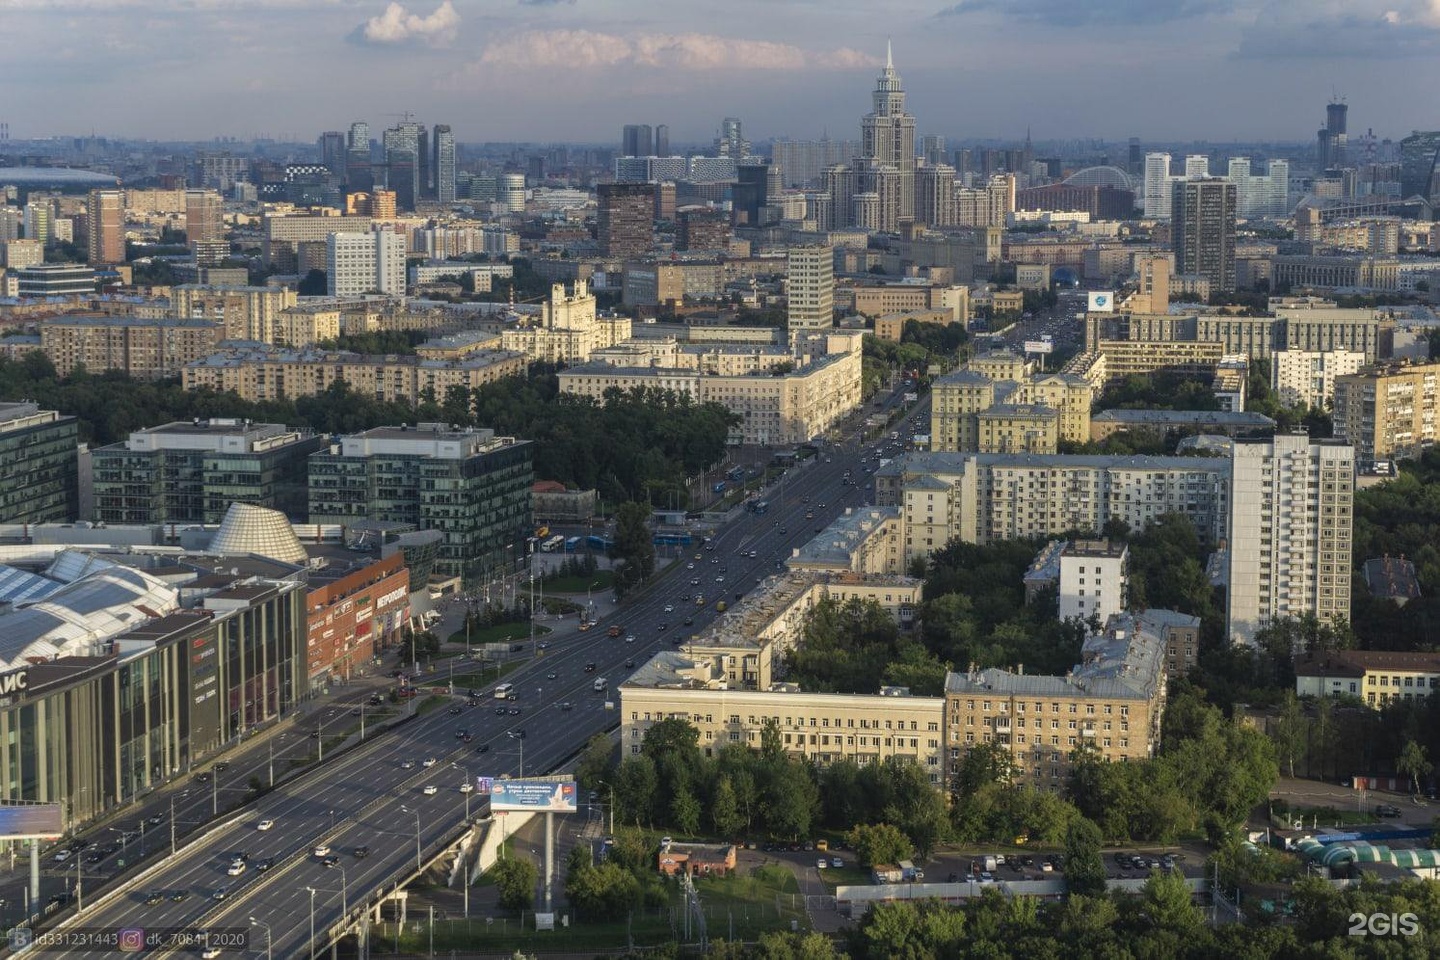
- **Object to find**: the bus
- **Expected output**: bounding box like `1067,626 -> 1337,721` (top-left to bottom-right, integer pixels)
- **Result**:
540,535 -> 565,553
750,500 -> 770,515
494,683 -> 515,700
563,536 -> 582,552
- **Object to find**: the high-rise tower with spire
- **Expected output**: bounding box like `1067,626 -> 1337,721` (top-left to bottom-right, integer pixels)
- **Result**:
853,41 -> 917,231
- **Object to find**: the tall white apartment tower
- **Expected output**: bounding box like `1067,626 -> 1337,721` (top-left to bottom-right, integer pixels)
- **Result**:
327,228 -> 406,297
786,245 -> 835,332
1185,154 -> 1210,179
1143,153 -> 1173,219
1226,434 -> 1354,646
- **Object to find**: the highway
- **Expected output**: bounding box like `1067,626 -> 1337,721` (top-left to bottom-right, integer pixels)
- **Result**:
41,384 -> 929,958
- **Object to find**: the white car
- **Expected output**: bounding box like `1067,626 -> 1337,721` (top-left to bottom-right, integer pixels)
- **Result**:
226,861 -> 246,877
816,857 -> 828,869
663,604 -> 674,613
830,857 -> 845,868
53,849 -> 73,863
423,785 -> 438,796
202,947 -> 223,958
312,844 -> 331,858
459,782 -> 475,794
256,819 -> 274,832
422,757 -> 437,767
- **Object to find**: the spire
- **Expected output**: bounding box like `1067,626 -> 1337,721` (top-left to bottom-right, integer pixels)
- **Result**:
886,38 -> 893,70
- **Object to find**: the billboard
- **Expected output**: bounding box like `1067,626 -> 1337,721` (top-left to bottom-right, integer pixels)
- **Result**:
1087,291 -> 1115,312
1022,340 -> 1054,354
478,777 -> 578,813
0,803 -> 63,840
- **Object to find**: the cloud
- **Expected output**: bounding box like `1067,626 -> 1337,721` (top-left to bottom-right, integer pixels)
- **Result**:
1232,0 -> 1440,57
356,1 -> 459,46
934,0 -> 1232,27
477,30 -> 879,70
517,0 -> 575,5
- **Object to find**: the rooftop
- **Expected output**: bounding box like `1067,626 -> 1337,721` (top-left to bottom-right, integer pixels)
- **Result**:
1295,650 -> 1440,677
1091,409 -> 1278,428
878,450 -> 1233,478
1363,556 -> 1422,602
787,506 -> 900,570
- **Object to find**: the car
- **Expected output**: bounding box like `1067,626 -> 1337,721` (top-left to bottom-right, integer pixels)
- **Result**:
494,706 -> 508,716
256,819 -> 274,831
350,707 -> 361,716
584,662 -> 597,672
322,855 -> 341,868
657,623 -> 668,631
423,785 -> 438,795
626,634 -> 637,643
816,857 -> 828,869
830,857 -> 845,869
686,563 -> 694,570
476,743 -> 490,753
254,857 -> 273,872
53,849 -> 72,863
423,757 -> 438,767
447,706 -> 462,715
664,605 -> 674,612
680,593 -> 692,601
354,845 -> 370,858
1376,804 -> 1403,818
624,658 -> 635,668
212,887 -> 228,901
148,814 -> 165,826
400,759 -> 415,770
715,576 -> 724,583
711,558 -> 720,565
145,890 -> 165,905
170,889 -> 190,901
226,861 -> 246,876
690,578 -> 701,586
817,503 -> 826,510
195,772 -> 211,783
979,871 -> 994,883
560,702 -> 573,711
202,948 -> 223,959
85,850 -> 105,864
683,616 -> 694,626
214,761 -> 230,772
547,671 -> 558,680
460,782 -> 475,793
779,528 -> 787,534
661,836 -> 673,846
313,844 -> 332,857
1040,861 -> 1054,872
454,729 -> 468,740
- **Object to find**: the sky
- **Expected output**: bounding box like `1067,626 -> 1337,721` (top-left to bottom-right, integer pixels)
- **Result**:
1,0 -> 1438,146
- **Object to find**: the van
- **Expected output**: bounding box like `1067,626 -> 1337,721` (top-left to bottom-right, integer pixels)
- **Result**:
493,682 -> 515,700
593,678 -> 608,692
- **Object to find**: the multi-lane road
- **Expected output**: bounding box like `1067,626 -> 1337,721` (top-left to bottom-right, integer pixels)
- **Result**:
40,386 -> 928,957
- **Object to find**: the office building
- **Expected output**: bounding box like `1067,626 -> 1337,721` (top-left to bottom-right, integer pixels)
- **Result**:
596,183 -> 654,258
714,117 -> 749,159
676,210 -> 732,252
383,122 -> 424,211
0,239 -> 43,270
305,550 -> 410,687
1333,360 -> 1440,464
944,613 -> 1168,791
39,315 -> 220,378
654,124 -> 670,158
327,229 -> 406,297
1143,153 -> 1173,219
1184,154 -> 1210,179
308,425 -> 532,583
1270,349 -> 1366,409
1317,100 -> 1348,171
182,345 -> 527,404
1226,435 -> 1354,646
86,189 -> 124,264
169,284 -> 297,343
432,125 -> 456,204
771,139 -> 860,188
621,124 -> 654,158
876,451 -> 1231,561
1295,650 -> 1440,708
501,280 -> 630,364
1399,131 -> 1440,203
497,173 -> 526,214
0,402 -> 79,523
91,419 -> 324,524
786,246 -> 834,332
1057,539 -> 1128,624
184,189 -> 226,266
1172,179 -> 1236,293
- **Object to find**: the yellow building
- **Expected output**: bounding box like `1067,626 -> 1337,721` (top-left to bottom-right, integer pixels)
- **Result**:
976,404 -> 1060,454
500,280 -> 632,364
274,304 -> 341,349
182,346 -> 527,403
929,351 -> 1090,453
40,315 -> 221,378
944,617 -> 1167,791
1094,338 -> 1225,381
1333,360 -> 1440,464
169,285 -> 298,343
872,309 -> 953,342
1294,650 -> 1440,708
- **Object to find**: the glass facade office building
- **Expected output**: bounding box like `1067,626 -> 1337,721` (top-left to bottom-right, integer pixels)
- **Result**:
0,403 -> 78,524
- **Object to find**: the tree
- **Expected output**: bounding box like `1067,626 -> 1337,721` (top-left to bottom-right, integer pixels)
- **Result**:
491,857 -> 538,913
950,740 -> 1017,799
564,861 -> 642,921
575,733 -> 614,792
711,777 -> 744,839
612,501 -> 656,597
613,755 -> 657,826
845,823 -> 914,867
1063,818 -> 1107,897
297,268 -> 327,296
1141,867 -> 1204,935
1398,739 -> 1433,795
671,789 -> 702,836
1271,691 -> 1308,779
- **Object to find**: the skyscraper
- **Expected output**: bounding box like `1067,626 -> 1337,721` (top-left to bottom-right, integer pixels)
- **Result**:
1318,100 -> 1348,170
417,125 -> 431,200
86,189 -> 124,265
348,121 -> 369,152
855,42 -> 916,231
185,189 -> 226,266
1227,435 -> 1353,645
596,183 -> 654,258
346,122 -> 373,193
622,124 -> 653,158
786,246 -> 834,332
327,228 -> 406,297
1399,131 -> 1440,203
733,162 -> 770,226
654,124 -> 670,158
383,122 -> 423,211
432,124 -> 456,205
1142,152 -> 1173,219
915,164 -> 958,227
1184,154 -> 1210,179
318,131 -> 347,174
1172,179 -> 1236,293
22,199 -> 50,245
715,118 -> 748,159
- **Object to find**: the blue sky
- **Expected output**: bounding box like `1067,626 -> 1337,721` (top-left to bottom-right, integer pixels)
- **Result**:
1,0 -> 1437,145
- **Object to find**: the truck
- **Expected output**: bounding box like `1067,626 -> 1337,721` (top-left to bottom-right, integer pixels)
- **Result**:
899,859 -> 925,882
871,864 -> 903,884
592,677 -> 608,692
979,855 -> 997,873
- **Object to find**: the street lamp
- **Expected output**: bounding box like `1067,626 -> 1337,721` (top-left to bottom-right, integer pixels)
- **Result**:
169,795 -> 177,855
595,779 -> 616,835
507,729 -> 526,778
303,886 -> 317,960
399,805 -> 422,871
586,581 -> 600,619
453,764 -> 473,820
249,917 -> 272,960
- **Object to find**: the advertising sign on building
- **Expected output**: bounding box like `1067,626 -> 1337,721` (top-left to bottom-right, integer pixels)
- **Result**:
1087,291 -> 1115,312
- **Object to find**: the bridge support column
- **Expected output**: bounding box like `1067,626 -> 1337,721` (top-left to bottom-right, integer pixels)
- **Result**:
30,841 -> 39,908
544,811 -> 555,912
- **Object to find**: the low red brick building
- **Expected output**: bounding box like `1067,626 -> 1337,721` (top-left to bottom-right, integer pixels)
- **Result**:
305,552 -> 410,687
657,842 -> 737,878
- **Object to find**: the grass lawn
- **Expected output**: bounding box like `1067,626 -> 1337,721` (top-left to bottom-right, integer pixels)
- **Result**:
818,865 -> 870,888
447,622 -> 552,646
1291,806 -> 1380,826
543,570 -> 614,594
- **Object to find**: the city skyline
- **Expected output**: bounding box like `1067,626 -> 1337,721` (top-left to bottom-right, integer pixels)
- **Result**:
2,0 -> 1438,144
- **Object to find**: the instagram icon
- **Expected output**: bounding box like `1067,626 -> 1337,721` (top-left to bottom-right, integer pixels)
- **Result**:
118,928 -> 145,952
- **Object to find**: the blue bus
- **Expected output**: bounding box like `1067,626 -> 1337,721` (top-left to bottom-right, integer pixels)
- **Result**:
586,535 -> 615,551
564,536 -> 582,552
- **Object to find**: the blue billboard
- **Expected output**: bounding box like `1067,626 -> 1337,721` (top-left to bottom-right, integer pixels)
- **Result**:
478,778 -> 578,812
0,803 -> 62,839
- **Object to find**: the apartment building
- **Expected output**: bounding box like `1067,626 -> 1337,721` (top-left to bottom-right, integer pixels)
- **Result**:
500,280 -> 631,364
1226,435 -> 1354,646
944,615 -> 1167,791
261,212 -> 372,270
1058,539 -> 1129,624
1294,650 -> 1440,708
0,402 -> 79,524
877,451 -> 1230,562
850,282 -> 970,322
1086,310 -> 1388,366
787,506 -> 907,577
169,284 -> 298,343
274,304 -> 342,349
1270,349 -> 1366,410
182,346 -> 527,404
1333,360 -> 1440,464
39,315 -> 221,378
91,419 -> 323,524
328,230 -> 406,297
930,353 -> 1090,453
307,424 -> 533,583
